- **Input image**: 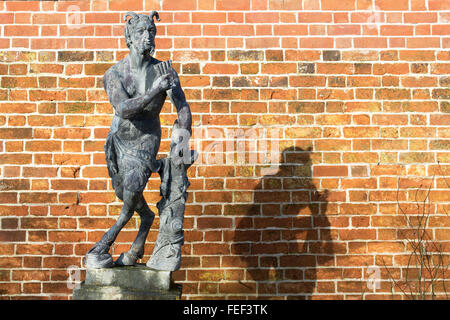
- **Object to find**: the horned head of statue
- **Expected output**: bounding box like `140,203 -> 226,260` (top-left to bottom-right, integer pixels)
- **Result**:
123,11 -> 160,54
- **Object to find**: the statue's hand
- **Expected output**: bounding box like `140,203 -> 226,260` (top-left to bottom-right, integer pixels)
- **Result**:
151,60 -> 177,94
151,73 -> 173,94
167,67 -> 180,88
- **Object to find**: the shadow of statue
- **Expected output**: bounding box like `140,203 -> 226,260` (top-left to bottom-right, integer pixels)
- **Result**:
234,146 -> 335,299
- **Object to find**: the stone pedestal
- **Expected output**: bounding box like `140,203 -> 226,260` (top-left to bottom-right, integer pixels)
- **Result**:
73,264 -> 182,300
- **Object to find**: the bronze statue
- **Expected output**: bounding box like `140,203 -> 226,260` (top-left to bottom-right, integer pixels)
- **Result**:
84,11 -> 196,271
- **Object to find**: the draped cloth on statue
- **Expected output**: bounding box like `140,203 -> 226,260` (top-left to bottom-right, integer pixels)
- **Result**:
105,115 -> 162,194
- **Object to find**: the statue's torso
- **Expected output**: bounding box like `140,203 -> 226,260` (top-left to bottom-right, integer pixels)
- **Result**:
114,59 -> 166,153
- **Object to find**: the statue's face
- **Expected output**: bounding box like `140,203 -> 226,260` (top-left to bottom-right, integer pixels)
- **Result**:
131,18 -> 156,56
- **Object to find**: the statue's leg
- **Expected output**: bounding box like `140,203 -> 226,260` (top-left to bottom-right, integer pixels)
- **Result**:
101,189 -> 139,245
115,194 -> 155,266
85,188 -> 139,268
133,195 -> 155,253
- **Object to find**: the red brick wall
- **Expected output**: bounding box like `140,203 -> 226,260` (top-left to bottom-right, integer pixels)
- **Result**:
0,0 -> 449,299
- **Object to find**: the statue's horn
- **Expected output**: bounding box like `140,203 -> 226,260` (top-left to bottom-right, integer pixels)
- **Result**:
123,11 -> 139,23
150,11 -> 160,22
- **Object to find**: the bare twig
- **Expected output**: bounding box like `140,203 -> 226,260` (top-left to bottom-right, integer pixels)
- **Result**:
384,167 -> 449,300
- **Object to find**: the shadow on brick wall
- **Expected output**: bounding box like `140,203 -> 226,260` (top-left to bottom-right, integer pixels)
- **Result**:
234,146 -> 335,299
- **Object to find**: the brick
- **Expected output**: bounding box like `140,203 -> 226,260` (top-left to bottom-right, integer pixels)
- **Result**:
269,0 -> 301,9
217,0 -> 250,10
192,12 -> 226,23
85,12 -> 120,24
261,63 -> 296,74
58,102 -> 95,113
246,38 -> 280,49
0,128 -> 32,139
193,243 -> 229,255
221,25 -> 254,37
354,37 -> 387,49
25,141 -> 61,152
313,166 -> 348,177
1,218 -> 18,229
5,1 -> 39,11
50,179 -> 88,191
289,76 -> 326,87
58,51 -> 94,62
84,63 -> 114,75
4,26 -> 39,37
339,229 -> 377,240
405,13 -> 437,23
0,12 -> 13,24
20,192 -> 57,204
328,25 -> 360,36
0,179 -> 30,191
246,12 -> 279,23
381,26 -> 414,36
108,0 -> 143,10
274,25 -> 308,36
428,0 -> 450,10
399,50 -> 436,61
202,63 -> 239,74
0,231 -> 26,242
228,50 -> 264,61
219,282 -> 255,294
404,101 -> 438,112
399,152 -> 435,163
432,89 -> 450,99
375,89 -> 410,100
300,38 -> 334,49
322,0 -> 355,10
2,77 -> 37,88
0,154 -> 32,165
375,0 -> 409,10
197,217 -> 233,229
33,13 -> 66,24
192,38 -> 225,49
299,12 -> 333,23
407,37 -> 441,48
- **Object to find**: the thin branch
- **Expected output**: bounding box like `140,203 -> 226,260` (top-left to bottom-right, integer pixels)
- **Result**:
388,170 -> 448,300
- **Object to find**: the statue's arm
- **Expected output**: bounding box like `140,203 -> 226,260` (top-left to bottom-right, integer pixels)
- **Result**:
167,69 -> 192,134
165,68 -> 193,165
103,69 -> 160,119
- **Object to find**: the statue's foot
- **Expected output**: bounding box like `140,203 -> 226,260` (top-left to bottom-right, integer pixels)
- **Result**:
115,250 -> 143,266
84,242 -> 114,269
